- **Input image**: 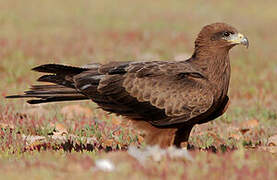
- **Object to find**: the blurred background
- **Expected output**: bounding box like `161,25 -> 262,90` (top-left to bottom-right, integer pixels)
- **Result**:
0,2 -> 276,177
1,0 -> 277,116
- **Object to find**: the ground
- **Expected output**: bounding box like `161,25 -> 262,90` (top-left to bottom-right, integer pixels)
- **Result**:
0,0 -> 277,179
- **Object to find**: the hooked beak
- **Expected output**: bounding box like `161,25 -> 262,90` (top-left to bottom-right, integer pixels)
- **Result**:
228,33 -> 249,48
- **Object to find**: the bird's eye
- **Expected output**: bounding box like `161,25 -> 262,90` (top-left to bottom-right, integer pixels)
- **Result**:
223,32 -> 230,37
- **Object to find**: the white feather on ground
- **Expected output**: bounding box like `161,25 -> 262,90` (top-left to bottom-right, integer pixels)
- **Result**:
127,145 -> 193,164
94,159 -> 115,172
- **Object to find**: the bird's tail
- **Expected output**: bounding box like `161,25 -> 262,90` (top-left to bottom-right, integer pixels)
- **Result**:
6,64 -> 90,104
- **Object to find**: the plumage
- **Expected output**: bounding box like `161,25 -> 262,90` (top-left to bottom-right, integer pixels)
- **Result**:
6,23 -> 249,148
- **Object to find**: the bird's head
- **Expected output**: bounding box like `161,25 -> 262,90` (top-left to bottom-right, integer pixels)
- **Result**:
194,23 -> 249,52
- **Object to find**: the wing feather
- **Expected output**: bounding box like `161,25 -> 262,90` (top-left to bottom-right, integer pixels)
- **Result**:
74,61 -> 214,126
122,61 -> 214,125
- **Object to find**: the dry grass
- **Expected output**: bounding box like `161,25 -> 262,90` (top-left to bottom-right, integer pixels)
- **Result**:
0,0 -> 277,179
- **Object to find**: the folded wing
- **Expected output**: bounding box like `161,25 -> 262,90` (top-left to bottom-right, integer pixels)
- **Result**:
74,61 -> 214,126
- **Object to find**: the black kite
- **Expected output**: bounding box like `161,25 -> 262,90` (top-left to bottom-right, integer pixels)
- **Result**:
7,23 -> 249,148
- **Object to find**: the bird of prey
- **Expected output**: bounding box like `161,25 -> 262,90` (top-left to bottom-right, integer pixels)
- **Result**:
7,23 -> 249,148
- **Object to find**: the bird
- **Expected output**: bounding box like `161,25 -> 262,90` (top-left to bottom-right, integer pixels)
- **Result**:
6,23 -> 249,148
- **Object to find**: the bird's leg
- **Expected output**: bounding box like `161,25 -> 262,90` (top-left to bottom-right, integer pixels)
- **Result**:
173,125 -> 194,148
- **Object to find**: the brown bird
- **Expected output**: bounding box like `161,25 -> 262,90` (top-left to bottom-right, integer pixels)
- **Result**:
7,23 -> 249,148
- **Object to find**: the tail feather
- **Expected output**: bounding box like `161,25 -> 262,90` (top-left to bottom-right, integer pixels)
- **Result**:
27,96 -> 88,104
6,64 -> 91,104
25,85 -> 82,95
30,85 -> 77,93
33,64 -> 88,88
37,75 -> 75,88
32,64 -> 88,74
6,85 -> 89,104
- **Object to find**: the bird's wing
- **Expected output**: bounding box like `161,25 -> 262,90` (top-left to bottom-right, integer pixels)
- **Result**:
74,61 -> 214,126
122,61 -> 214,125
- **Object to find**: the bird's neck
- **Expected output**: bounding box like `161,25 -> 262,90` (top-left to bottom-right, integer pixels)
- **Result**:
189,48 -> 231,97
190,48 -> 230,78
